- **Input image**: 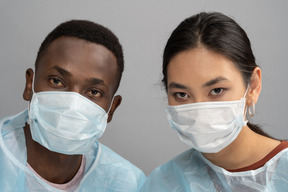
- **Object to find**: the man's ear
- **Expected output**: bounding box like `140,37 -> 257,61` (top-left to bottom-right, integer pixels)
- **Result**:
107,95 -> 122,123
247,67 -> 262,106
23,68 -> 34,101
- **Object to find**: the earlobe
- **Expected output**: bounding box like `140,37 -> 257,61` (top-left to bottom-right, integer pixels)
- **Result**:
23,68 -> 34,101
107,95 -> 122,123
248,67 -> 262,105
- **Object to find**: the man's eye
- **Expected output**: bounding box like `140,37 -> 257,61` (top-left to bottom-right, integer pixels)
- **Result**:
49,78 -> 64,87
87,90 -> 102,98
209,88 -> 223,96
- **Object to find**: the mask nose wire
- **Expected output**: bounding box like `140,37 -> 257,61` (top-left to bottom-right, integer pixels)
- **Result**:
31,72 -> 114,114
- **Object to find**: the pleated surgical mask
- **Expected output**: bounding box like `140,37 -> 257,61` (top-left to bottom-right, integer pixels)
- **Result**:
166,87 -> 249,153
28,76 -> 112,155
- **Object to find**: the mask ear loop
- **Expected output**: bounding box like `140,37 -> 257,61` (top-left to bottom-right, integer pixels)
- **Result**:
27,74 -> 36,125
31,73 -> 35,94
106,97 -> 115,115
243,83 -> 250,98
243,82 -> 256,117
243,83 -> 250,118
243,83 -> 256,118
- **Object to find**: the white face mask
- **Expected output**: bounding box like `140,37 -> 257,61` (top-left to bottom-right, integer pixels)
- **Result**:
28,81 -> 112,155
166,88 -> 248,153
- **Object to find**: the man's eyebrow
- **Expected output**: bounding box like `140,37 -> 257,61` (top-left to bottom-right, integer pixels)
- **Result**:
202,76 -> 229,88
86,78 -> 105,85
53,66 -> 72,77
168,82 -> 189,90
52,66 -> 105,85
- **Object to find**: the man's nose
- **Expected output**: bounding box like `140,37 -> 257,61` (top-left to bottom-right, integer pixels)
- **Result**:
68,85 -> 82,95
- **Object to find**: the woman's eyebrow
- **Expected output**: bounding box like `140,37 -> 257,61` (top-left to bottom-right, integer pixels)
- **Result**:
168,82 -> 188,90
202,76 -> 229,88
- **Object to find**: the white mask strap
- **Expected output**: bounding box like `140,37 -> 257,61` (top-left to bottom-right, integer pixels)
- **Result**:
28,73 -> 36,124
32,73 -> 35,94
243,83 -> 250,98
107,97 -> 115,114
243,83 -> 250,118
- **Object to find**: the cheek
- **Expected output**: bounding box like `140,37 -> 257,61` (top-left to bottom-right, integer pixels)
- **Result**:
92,100 -> 109,112
230,80 -> 247,100
34,80 -> 46,93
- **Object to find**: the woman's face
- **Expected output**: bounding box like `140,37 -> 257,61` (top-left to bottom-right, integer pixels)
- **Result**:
167,47 -> 247,106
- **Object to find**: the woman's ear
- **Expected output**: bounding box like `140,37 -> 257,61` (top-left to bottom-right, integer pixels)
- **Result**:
23,68 -> 34,101
107,95 -> 122,123
248,67 -> 262,106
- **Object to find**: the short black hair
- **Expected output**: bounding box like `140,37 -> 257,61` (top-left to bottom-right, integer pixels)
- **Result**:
35,20 -> 124,92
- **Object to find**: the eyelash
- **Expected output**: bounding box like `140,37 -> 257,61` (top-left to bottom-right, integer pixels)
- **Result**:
48,77 -> 103,98
48,77 -> 65,88
86,89 -> 103,98
173,87 -> 227,100
174,92 -> 189,99
209,88 -> 227,96
174,92 -> 188,98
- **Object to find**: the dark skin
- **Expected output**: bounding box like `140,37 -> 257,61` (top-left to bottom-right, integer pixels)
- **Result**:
23,36 -> 122,184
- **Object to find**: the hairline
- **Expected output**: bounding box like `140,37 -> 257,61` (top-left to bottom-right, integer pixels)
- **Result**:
35,35 -> 122,94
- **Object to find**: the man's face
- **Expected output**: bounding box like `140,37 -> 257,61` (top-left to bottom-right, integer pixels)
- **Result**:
24,36 -> 120,114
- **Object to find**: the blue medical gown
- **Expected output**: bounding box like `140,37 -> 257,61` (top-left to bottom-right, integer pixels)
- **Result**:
0,110 -> 146,192
140,147 -> 288,192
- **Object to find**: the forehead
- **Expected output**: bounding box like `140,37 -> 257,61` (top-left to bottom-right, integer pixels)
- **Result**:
36,36 -> 119,88
167,47 -> 243,86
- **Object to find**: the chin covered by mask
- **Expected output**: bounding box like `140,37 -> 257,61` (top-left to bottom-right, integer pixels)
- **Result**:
166,88 -> 249,153
28,91 -> 111,155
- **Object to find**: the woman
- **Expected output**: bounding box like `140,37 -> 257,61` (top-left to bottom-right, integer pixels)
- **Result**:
140,12 -> 288,191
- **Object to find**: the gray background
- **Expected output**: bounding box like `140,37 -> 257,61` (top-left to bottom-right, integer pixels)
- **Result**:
0,0 -> 287,175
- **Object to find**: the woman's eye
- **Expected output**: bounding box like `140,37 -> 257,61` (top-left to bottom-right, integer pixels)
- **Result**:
175,92 -> 189,99
209,88 -> 223,96
87,89 -> 102,98
49,78 -> 64,87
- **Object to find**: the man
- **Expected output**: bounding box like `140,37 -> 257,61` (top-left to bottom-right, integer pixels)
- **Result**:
0,20 -> 145,191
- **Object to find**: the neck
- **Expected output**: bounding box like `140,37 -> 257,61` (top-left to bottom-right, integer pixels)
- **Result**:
202,125 -> 280,170
24,123 -> 82,184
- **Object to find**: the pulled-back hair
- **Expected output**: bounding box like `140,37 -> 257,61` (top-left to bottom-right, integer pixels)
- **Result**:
163,12 -> 255,90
